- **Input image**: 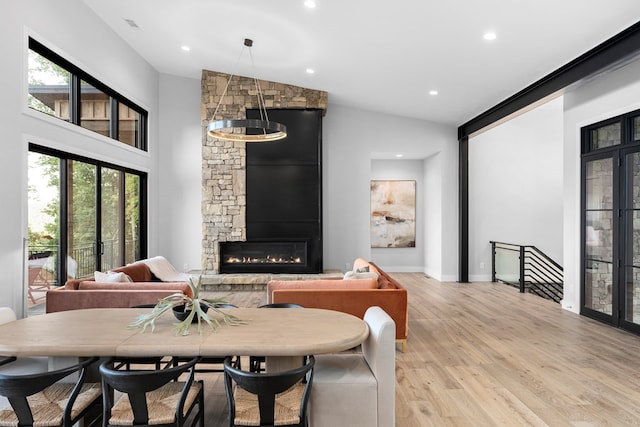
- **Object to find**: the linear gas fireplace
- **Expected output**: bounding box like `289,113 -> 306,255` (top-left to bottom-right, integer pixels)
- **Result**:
219,240 -> 317,274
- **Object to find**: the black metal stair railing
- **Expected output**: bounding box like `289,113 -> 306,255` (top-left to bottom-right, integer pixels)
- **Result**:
490,241 -> 563,303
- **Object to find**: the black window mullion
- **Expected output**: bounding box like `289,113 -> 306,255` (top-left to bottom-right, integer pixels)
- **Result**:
70,74 -> 80,125
110,99 -> 119,140
59,157 -> 69,283
139,174 -> 148,260
118,171 -> 126,267
139,113 -> 147,151
95,165 -> 103,272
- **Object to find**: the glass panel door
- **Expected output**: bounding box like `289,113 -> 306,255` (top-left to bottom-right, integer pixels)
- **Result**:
27,152 -> 60,308
68,160 -> 97,280
101,167 -> 123,270
124,173 -> 141,264
584,157 -> 614,316
582,111 -> 640,333
623,150 -> 640,326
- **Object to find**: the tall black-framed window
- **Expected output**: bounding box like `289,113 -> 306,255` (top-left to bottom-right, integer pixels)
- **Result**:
581,109 -> 640,334
27,38 -> 148,151
27,144 -> 148,288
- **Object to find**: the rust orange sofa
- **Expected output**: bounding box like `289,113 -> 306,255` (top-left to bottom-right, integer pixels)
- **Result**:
46,262 -> 192,313
267,258 -> 408,352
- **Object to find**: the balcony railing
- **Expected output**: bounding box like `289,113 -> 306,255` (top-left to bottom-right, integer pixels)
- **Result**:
28,239 -> 138,284
491,241 -> 563,303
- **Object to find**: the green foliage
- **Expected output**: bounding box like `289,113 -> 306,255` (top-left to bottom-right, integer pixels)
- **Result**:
29,153 -> 60,246
28,50 -> 70,85
29,153 -> 141,264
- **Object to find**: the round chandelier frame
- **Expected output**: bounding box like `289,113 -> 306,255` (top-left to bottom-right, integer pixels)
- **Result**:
207,39 -> 287,143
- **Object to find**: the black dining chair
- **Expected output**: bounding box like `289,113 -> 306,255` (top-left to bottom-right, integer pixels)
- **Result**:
99,356 -> 204,427
0,356 -> 102,427
250,303 -> 304,373
171,303 -> 242,372
114,304 -> 174,371
223,355 -> 315,427
257,303 -> 304,309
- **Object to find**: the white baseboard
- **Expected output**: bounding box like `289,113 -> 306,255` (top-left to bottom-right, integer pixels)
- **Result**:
377,266 -> 425,273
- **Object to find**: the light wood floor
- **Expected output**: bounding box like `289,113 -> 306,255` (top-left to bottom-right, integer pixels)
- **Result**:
198,273 -> 640,426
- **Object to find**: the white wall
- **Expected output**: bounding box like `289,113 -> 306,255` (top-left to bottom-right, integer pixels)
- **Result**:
370,159 -> 425,272
157,74 -> 202,272
323,104 -> 458,279
468,98 -> 564,282
155,96 -> 461,279
562,58 -> 640,313
423,153 -> 443,280
0,0 -> 159,316
155,90 -> 460,279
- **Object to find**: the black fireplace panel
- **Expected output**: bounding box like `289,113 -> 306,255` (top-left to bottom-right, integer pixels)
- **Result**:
233,108 -> 322,274
246,110 -> 320,164
246,165 -> 319,222
246,222 -> 320,239
220,241 -> 311,274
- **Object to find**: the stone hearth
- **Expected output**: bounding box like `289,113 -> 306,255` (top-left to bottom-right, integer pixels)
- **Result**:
200,70 -> 328,274
197,270 -> 342,292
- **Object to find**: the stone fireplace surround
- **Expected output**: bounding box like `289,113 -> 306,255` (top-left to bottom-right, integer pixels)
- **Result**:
201,69 -> 328,274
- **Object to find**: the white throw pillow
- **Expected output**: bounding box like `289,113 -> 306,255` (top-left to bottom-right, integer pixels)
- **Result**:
94,271 -> 133,283
343,270 -> 379,281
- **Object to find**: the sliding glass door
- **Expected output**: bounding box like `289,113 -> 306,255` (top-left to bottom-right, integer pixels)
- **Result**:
68,159 -> 98,279
27,146 -> 146,309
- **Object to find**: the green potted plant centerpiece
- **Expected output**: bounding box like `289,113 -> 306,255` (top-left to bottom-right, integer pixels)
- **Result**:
128,275 -> 246,335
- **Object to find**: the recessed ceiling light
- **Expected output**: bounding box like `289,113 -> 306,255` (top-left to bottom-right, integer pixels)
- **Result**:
483,32 -> 497,41
395,154 -> 403,158
429,90 -> 438,96
304,0 -> 317,8
181,45 -> 191,52
306,68 -> 315,74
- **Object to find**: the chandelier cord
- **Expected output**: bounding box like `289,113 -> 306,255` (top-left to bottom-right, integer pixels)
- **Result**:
248,46 -> 270,134
211,45 -> 247,120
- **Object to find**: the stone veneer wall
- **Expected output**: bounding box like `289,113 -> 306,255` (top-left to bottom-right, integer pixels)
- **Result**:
201,69 -> 328,273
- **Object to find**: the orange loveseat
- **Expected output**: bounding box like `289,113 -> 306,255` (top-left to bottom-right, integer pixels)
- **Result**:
46,262 -> 192,313
267,258 -> 408,351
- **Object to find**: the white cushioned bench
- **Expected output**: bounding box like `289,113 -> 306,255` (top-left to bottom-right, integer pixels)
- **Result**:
310,306 -> 396,427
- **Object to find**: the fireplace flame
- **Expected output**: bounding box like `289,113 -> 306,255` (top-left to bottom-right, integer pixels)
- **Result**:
225,256 -> 303,264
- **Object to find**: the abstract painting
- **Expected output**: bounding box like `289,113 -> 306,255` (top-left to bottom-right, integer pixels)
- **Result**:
370,180 -> 416,248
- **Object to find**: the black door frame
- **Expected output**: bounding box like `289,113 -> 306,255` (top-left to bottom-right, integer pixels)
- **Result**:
619,145 -> 640,334
579,113 -> 640,335
28,144 -> 147,283
580,150 -> 620,326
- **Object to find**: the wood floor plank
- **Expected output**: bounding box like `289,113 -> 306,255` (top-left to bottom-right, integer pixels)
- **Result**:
197,273 -> 640,426
394,273 -> 640,426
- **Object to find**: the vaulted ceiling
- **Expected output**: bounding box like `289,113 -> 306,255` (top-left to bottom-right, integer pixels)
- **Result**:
83,0 -> 640,126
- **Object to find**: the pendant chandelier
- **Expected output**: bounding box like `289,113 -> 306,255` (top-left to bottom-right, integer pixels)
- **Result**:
207,38 -> 287,142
